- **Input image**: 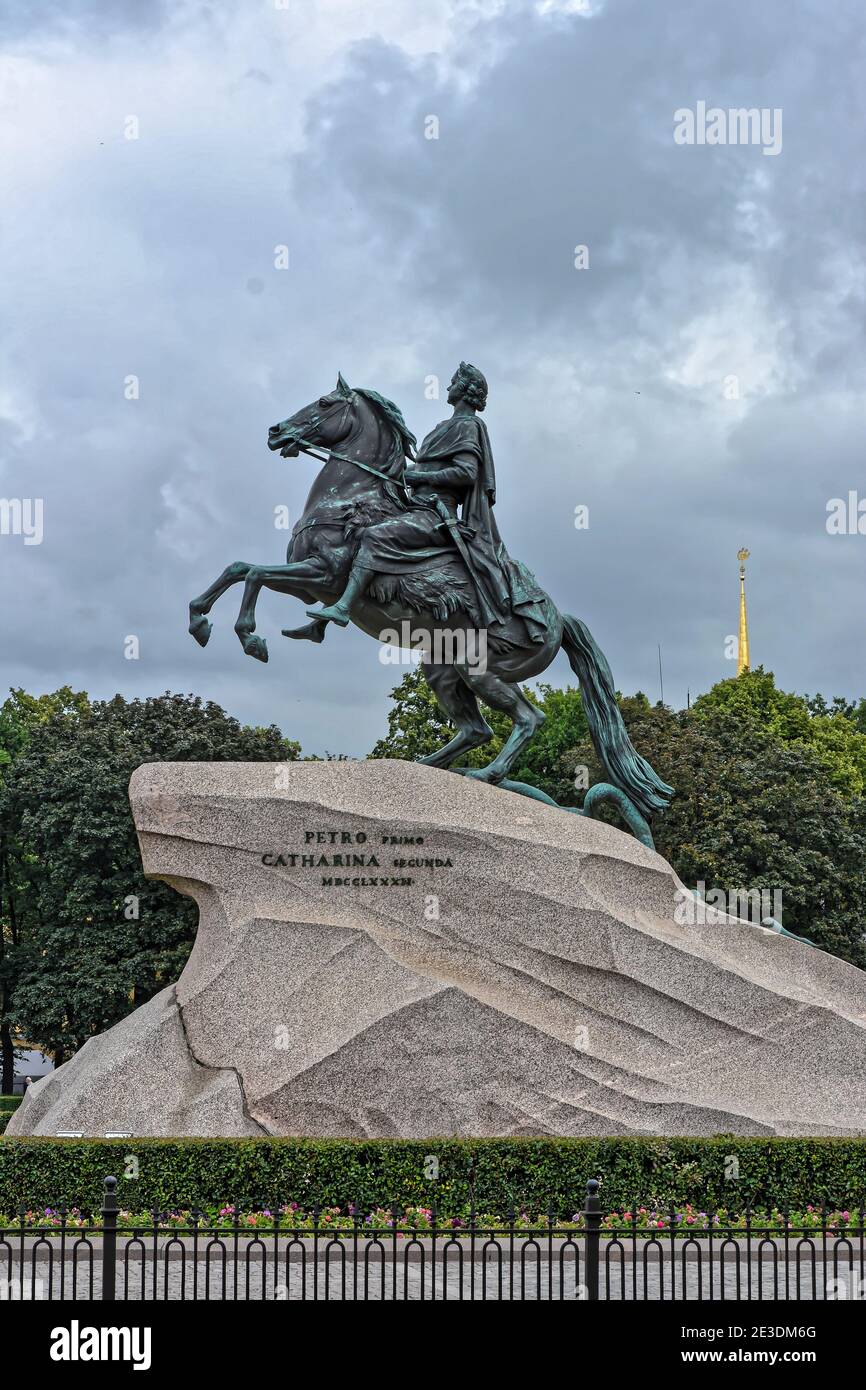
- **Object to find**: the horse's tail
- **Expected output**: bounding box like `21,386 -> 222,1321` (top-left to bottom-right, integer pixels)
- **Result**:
560,613 -> 673,821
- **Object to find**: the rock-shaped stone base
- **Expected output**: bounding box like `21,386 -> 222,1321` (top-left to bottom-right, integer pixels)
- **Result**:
9,760 -> 866,1137
12,986 -> 262,1137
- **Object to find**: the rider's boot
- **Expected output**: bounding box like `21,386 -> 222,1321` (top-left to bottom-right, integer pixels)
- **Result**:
306,563 -> 371,627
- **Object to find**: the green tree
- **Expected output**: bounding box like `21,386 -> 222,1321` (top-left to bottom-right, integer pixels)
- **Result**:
1,691 -> 297,1073
0,686 -> 90,778
369,668 -> 463,762
0,688 -> 91,1091
568,692 -> 866,968
694,668 -> 866,798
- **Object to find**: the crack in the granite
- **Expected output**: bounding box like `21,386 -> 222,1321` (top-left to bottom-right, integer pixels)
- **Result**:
172,985 -> 270,1136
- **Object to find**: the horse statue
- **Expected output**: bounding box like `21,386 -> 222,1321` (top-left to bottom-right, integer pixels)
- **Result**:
188,371 -> 672,843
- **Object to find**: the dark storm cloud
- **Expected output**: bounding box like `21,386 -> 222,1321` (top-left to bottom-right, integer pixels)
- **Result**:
285,0 -> 866,710
1,0 -> 865,755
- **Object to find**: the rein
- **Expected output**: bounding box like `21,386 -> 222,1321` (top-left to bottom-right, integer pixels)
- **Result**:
293,438 -> 405,487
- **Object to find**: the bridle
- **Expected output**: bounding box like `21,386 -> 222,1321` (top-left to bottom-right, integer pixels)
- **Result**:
277,392 -> 410,490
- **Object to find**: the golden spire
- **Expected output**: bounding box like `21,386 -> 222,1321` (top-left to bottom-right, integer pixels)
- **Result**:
737,548 -> 750,675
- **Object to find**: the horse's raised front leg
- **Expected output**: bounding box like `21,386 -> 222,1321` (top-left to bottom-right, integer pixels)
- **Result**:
189,561 -> 255,647
234,559 -> 330,662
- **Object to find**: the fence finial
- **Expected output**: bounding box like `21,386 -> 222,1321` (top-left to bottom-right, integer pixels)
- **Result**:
101,1173 -> 119,1301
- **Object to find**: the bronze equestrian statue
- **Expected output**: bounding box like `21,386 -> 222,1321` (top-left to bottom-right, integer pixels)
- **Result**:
188,364 -> 672,841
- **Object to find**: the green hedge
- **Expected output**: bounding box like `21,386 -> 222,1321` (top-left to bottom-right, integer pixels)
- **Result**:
2,1137 -> 866,1215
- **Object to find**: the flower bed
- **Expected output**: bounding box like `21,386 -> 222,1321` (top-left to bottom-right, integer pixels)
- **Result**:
3,1201 -> 861,1236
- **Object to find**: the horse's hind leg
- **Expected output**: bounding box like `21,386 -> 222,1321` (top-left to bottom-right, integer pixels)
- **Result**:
456,670 -> 545,783
189,561 -> 254,647
416,662 -> 494,767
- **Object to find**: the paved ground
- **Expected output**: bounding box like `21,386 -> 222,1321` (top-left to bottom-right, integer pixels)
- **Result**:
2,1249 -> 861,1301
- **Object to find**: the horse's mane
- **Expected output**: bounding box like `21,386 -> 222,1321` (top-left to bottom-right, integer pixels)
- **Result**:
355,387 -> 417,471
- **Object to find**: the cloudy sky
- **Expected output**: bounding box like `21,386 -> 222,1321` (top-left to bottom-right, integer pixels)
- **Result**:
2,0 -> 864,756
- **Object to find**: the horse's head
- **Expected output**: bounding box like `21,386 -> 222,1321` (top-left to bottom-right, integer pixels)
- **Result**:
268,372 -> 357,457
268,374 -> 417,479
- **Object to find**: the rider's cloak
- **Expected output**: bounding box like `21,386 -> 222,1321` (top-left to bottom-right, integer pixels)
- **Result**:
415,415 -> 547,643
351,413 -> 548,644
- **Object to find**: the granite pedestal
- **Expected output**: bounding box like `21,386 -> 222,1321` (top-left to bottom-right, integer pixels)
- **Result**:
9,761 -> 866,1137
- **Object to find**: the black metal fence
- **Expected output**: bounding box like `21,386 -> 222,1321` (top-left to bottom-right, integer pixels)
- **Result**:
1,1177 -> 864,1301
